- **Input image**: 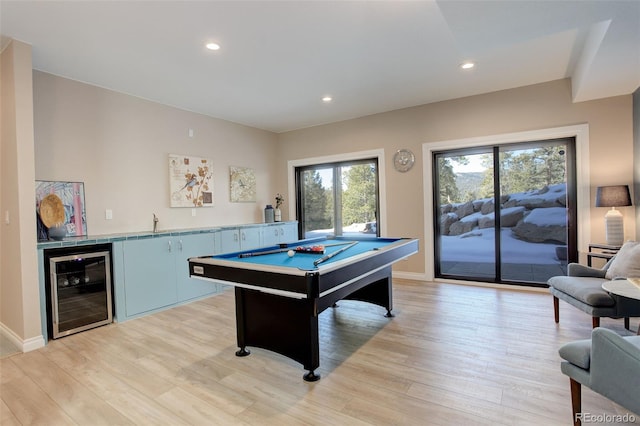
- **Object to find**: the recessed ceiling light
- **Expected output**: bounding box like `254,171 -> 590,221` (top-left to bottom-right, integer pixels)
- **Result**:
322,96 -> 333,103
461,62 -> 475,70
206,42 -> 221,51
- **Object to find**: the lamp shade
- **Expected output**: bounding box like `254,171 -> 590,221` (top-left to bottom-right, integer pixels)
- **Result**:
595,185 -> 632,207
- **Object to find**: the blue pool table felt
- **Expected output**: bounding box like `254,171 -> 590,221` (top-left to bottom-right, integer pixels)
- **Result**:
213,238 -> 398,271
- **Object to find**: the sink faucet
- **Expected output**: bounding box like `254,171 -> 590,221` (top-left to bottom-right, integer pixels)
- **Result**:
153,213 -> 159,233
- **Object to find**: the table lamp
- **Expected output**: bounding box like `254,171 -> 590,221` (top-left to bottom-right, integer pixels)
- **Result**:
595,185 -> 632,246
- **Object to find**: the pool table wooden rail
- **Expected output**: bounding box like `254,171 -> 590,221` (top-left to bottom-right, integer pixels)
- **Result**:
188,237 -> 418,299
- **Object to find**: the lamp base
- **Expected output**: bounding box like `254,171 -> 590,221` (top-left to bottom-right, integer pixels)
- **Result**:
604,208 -> 624,246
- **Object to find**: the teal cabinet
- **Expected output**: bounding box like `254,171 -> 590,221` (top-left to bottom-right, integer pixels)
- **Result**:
241,227 -> 262,250
218,226 -> 262,253
120,233 -> 216,318
261,222 -> 298,246
121,237 -> 176,317
281,222 -> 298,242
218,229 -> 241,253
176,233 -> 218,302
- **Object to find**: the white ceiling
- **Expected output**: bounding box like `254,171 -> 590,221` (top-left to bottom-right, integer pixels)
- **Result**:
2,1 -> 639,133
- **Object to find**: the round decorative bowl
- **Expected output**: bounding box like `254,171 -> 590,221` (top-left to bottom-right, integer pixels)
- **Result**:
48,225 -> 67,241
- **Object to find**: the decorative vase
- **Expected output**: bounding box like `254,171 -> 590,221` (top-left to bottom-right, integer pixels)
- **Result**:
274,208 -> 281,222
264,205 -> 275,223
48,225 -> 67,241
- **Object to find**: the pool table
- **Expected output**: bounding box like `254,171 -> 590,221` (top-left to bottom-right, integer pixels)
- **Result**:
188,236 -> 418,381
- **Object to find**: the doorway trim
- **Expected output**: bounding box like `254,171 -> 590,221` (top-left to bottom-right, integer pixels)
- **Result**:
287,149 -> 388,236
422,124 -> 590,282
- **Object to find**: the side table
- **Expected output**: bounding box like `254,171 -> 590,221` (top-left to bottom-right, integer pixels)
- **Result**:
587,243 -> 621,267
602,279 -> 640,335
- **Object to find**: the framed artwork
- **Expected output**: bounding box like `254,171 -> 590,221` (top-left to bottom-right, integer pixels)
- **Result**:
169,154 -> 214,207
229,166 -> 256,202
35,180 -> 87,238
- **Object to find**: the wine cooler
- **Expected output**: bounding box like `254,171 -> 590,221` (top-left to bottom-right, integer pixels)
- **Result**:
45,244 -> 113,339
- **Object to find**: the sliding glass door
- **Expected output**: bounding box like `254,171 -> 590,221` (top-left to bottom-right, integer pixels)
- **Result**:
434,138 -> 576,285
296,159 -> 379,239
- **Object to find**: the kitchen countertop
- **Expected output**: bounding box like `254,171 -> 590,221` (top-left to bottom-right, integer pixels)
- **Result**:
37,221 -> 295,249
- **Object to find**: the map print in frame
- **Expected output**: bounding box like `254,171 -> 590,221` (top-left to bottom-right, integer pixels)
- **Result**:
169,154 -> 214,207
229,166 -> 256,202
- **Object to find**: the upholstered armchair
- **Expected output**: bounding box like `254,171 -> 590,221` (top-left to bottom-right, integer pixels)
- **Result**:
559,328 -> 640,425
548,241 -> 640,328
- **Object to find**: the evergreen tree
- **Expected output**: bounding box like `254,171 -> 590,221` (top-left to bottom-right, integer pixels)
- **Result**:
324,187 -> 334,228
302,170 -> 331,230
538,146 -> 566,186
342,164 -> 377,225
438,157 -> 460,204
499,147 -> 566,194
478,154 -> 495,199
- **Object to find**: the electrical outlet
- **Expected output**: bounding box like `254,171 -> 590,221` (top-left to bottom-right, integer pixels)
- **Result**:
191,208 -> 197,217
105,209 -> 113,220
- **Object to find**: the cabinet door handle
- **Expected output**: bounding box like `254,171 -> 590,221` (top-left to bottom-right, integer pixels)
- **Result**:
168,240 -> 172,252
241,232 -> 246,241
274,229 -> 278,237
279,228 -> 283,236
234,233 -> 238,242
179,240 -> 183,251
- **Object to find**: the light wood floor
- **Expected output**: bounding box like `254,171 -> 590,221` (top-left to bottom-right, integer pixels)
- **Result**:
2,280 -> 639,425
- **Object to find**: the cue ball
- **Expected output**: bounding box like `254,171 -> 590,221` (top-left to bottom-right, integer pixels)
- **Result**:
287,250 -> 295,257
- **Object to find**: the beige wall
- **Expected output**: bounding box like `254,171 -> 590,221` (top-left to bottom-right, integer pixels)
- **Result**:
33,71 -> 279,234
1,40 -> 42,349
277,79 -> 635,276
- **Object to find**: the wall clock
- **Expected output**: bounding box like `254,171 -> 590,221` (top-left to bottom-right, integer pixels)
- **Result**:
393,149 -> 415,172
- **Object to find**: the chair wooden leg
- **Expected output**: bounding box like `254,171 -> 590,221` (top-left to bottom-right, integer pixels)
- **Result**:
553,296 -> 559,323
570,378 -> 582,426
592,317 -> 600,328
624,317 -> 630,330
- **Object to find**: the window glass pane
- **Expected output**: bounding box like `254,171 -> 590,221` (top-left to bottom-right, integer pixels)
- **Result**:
301,168 -> 333,238
499,142 -> 569,282
297,159 -> 379,239
341,163 -> 378,237
436,151 -> 496,280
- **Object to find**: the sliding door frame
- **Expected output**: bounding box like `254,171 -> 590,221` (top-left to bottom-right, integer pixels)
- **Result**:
287,149 -> 388,237
423,124 -> 590,283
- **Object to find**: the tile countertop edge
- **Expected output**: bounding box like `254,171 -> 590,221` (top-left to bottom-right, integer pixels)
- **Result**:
36,221 -> 297,249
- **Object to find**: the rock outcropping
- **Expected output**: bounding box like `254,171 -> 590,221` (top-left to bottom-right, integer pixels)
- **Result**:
439,183 -> 567,244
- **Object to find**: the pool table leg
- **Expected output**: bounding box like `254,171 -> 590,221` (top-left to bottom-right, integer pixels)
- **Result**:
304,370 -> 321,382
235,347 -> 250,357
339,267 -> 394,317
234,287 -> 321,380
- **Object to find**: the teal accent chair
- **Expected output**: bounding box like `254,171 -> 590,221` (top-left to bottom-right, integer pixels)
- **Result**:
548,262 -> 640,329
559,328 -> 640,425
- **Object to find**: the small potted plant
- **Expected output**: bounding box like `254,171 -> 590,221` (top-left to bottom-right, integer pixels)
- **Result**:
275,193 -> 284,222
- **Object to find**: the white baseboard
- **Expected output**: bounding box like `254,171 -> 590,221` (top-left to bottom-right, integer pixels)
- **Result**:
22,335 -> 46,352
392,272 -> 549,293
392,271 -> 428,281
0,322 -> 45,353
